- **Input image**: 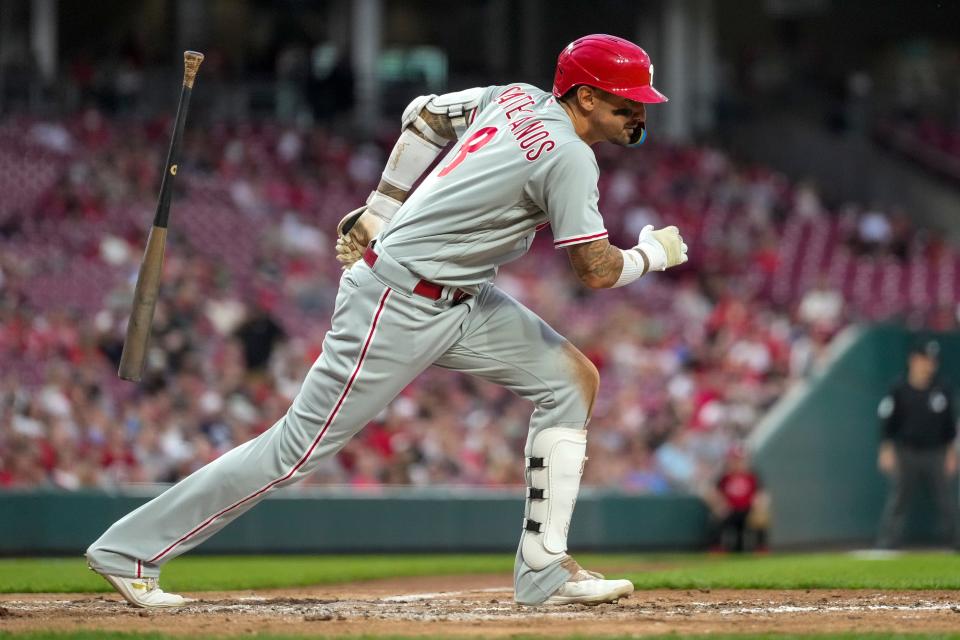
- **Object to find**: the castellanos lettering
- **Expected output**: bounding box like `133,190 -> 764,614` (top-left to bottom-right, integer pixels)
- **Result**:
495,86 -> 557,162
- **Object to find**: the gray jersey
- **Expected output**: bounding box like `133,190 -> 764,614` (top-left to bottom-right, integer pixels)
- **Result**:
377,83 -> 608,288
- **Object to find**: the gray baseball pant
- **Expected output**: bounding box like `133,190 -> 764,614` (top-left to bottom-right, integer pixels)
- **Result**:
87,250 -> 596,604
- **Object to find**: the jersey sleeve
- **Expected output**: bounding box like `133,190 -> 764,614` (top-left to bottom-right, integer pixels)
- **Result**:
474,85 -> 503,116
526,142 -> 607,249
941,385 -> 957,444
878,390 -> 899,441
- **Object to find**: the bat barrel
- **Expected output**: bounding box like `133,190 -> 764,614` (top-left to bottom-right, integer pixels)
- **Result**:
118,227 -> 168,381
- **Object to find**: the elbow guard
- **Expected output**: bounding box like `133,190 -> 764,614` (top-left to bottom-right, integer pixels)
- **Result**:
382,88 -> 488,196
428,87 -> 485,137
401,87 -> 486,143
401,94 -> 449,147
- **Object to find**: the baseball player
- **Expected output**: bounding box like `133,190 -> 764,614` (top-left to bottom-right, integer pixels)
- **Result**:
86,34 -> 687,607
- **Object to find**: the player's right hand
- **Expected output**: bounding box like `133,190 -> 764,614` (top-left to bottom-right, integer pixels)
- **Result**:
636,224 -> 688,271
335,207 -> 383,269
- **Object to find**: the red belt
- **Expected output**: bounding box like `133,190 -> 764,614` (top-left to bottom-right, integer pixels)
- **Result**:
363,247 -> 471,303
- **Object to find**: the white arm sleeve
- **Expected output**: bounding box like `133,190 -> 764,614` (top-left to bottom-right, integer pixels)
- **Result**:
374,87 -> 494,221
380,128 -> 445,193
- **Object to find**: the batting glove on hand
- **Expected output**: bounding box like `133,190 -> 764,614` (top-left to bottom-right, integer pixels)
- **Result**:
635,224 -> 688,271
335,206 -> 383,269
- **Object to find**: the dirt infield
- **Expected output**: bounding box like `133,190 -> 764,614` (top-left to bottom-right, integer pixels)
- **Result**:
3,574 -> 960,637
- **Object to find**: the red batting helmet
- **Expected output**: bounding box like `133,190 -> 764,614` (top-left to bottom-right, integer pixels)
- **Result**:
552,34 -> 668,104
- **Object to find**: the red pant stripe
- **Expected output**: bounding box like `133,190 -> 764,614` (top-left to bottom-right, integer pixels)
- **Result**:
149,288 -> 393,563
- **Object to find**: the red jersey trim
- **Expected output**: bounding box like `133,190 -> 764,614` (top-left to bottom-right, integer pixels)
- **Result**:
553,231 -> 609,248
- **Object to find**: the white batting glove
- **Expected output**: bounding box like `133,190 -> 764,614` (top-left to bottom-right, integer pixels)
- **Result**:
636,224 -> 688,271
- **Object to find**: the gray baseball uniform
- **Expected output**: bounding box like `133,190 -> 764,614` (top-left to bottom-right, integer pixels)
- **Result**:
87,83 -> 607,604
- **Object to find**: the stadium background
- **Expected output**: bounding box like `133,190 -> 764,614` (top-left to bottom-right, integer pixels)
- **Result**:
2,0 -> 960,556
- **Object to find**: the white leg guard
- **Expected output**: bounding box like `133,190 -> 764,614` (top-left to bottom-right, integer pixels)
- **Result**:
520,428 -> 587,570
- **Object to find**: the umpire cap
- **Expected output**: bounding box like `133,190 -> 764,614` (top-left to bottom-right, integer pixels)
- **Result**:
909,339 -> 940,360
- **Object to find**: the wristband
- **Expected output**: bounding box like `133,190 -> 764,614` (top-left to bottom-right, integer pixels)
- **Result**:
611,248 -> 650,288
366,190 -> 402,223
636,235 -> 668,271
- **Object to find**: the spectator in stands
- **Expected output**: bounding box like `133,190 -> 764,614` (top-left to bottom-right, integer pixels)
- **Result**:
706,446 -> 769,552
233,297 -> 286,373
798,278 -> 844,335
876,339 -> 960,549
856,207 -> 893,255
2,110 -> 958,492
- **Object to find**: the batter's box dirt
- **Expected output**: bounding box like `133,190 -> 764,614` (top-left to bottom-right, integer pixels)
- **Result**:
3,577 -> 960,637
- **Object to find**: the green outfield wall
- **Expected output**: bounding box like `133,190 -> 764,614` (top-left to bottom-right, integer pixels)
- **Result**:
750,325 -> 960,547
0,488 -> 709,555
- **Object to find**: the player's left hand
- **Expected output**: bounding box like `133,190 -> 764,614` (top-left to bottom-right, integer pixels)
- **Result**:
335,206 -> 383,269
878,442 -> 897,475
636,224 -> 688,271
747,492 -> 771,529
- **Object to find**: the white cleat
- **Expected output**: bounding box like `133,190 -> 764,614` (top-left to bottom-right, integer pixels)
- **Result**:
99,574 -> 189,608
544,568 -> 635,605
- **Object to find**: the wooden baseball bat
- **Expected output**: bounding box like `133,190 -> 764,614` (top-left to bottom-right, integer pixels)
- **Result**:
118,51 -> 204,382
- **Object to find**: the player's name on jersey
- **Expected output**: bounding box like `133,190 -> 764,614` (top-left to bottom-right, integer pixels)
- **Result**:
495,85 -> 557,161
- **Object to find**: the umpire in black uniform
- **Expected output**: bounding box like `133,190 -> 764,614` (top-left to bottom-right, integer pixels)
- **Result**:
876,339 -> 959,549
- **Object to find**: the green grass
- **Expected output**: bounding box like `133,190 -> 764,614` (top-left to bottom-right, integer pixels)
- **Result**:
0,554 -> 512,593
4,634 -> 960,640
5,554 -> 960,640
4,551 -> 960,593
624,552 -> 960,590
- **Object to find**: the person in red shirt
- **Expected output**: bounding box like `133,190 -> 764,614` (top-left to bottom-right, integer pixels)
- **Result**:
708,446 -> 769,552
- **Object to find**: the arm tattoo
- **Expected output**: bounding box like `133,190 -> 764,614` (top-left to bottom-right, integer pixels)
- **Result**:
417,108 -> 458,142
566,239 -> 623,288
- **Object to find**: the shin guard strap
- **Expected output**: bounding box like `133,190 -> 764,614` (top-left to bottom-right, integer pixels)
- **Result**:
520,428 -> 587,570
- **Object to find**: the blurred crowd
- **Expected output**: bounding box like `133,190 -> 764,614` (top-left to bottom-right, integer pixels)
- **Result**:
875,117 -> 960,184
2,107 -> 959,495
908,119 -> 960,161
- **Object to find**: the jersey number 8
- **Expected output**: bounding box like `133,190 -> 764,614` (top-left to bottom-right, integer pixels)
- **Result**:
438,127 -> 498,177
